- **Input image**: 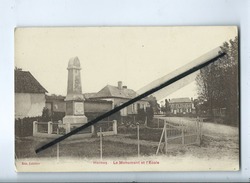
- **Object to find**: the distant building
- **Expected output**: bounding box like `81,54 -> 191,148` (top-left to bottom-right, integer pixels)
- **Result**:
15,70 -> 47,119
89,81 -> 149,116
169,97 -> 194,114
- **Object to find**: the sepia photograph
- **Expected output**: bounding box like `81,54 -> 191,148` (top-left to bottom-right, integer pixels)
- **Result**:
14,26 -> 239,172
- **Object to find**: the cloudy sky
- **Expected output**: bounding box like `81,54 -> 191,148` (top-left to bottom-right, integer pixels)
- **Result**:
15,27 -> 237,101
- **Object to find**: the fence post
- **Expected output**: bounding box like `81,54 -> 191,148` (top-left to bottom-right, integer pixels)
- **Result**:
181,120 -> 184,145
48,121 -> 52,134
100,127 -> 103,160
156,122 -> 166,155
137,123 -> 140,157
164,121 -> 168,154
113,120 -> 117,135
157,118 -> 160,128
65,123 -> 71,133
91,125 -> 95,134
200,118 -> 203,142
198,118 -> 203,145
196,119 -> 201,145
33,121 -> 38,136
57,130 -> 59,163
145,116 -> 147,127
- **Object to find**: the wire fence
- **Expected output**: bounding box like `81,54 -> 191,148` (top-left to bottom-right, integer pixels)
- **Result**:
16,117 -> 203,160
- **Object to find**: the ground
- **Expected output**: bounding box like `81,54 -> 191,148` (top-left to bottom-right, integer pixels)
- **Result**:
15,117 -> 239,171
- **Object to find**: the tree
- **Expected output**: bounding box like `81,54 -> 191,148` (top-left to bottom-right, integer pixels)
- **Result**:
165,99 -> 171,114
147,95 -> 160,114
42,107 -> 51,122
146,106 -> 154,123
195,36 -> 239,126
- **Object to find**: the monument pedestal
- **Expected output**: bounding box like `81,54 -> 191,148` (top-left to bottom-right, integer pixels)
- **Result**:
63,100 -> 88,133
63,115 -> 88,124
63,115 -> 88,133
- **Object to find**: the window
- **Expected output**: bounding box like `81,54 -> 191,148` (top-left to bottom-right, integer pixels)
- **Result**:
120,103 -> 127,116
132,103 -> 137,113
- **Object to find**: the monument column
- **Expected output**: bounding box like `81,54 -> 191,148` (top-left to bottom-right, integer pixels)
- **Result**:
63,57 -> 88,128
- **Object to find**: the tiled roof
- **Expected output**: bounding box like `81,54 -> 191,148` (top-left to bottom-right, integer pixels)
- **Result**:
85,98 -> 113,103
169,98 -> 191,103
15,70 -> 47,93
94,85 -> 138,99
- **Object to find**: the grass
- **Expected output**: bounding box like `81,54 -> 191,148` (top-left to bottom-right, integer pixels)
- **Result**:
15,137 -> 156,159
119,127 -> 163,142
15,117 -> 239,160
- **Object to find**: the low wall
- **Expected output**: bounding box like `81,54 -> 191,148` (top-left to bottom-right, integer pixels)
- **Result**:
33,120 -> 118,137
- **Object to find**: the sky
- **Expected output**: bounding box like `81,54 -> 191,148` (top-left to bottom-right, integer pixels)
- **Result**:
15,27 -> 237,102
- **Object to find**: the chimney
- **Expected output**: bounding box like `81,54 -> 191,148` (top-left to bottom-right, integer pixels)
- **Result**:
123,86 -> 127,89
118,81 -> 122,90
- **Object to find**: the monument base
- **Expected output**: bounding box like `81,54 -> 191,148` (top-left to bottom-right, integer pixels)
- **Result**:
63,115 -> 88,124
63,115 -> 88,133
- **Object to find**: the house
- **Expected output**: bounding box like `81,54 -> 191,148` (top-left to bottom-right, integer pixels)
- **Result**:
89,81 -> 149,116
169,97 -> 194,114
15,69 -> 47,119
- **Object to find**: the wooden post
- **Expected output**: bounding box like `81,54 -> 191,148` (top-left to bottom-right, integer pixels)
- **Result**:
164,121 -> 168,154
196,119 -> 200,145
137,123 -> 140,157
145,116 -> 147,126
91,125 -> 95,134
100,127 -> 103,160
198,119 -> 202,145
181,121 -> 184,145
57,130 -> 59,163
200,118 -> 203,142
113,120 -> 117,135
33,121 -> 38,136
134,115 -> 136,124
157,118 -> 160,128
156,122 -> 166,155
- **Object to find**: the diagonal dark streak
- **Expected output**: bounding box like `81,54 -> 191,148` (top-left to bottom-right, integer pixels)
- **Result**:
36,52 -> 226,153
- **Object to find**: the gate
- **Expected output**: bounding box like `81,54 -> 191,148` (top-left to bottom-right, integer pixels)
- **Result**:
156,118 -> 202,155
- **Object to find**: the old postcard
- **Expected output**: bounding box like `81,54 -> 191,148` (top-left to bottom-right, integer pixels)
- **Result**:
15,26 -> 239,172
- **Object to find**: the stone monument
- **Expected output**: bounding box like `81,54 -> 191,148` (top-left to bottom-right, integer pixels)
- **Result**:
63,57 -> 88,132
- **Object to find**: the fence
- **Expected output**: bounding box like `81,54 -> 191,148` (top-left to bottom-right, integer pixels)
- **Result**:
156,118 -> 202,155
152,118 -> 165,128
33,120 -> 117,137
16,118 -> 203,161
